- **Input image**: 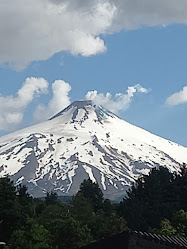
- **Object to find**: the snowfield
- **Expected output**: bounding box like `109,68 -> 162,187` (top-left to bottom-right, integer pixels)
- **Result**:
0,100 -> 187,200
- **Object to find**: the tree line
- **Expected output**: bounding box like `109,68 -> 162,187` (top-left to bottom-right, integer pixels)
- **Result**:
0,165 -> 187,248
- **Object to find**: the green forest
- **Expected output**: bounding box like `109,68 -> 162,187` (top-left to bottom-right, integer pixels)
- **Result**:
0,166 -> 187,249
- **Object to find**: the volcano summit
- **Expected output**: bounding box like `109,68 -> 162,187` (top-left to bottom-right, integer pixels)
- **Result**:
0,101 -> 187,200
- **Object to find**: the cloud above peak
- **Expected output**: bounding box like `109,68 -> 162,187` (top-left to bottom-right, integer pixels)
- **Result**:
0,78 -> 72,131
34,82 -> 149,123
0,77 -> 48,131
33,80 -> 71,122
84,84 -> 149,113
0,77 -> 149,131
1,0 -> 187,69
166,86 -> 187,106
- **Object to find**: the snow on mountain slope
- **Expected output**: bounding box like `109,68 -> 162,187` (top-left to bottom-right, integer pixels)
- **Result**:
0,100 -> 187,200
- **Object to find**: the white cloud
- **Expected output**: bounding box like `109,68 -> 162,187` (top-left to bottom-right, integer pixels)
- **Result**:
166,86 -> 187,106
0,77 -> 48,131
84,84 -> 149,113
1,0 -> 187,69
34,81 -> 148,122
110,0 -> 187,31
0,0 -> 115,70
0,77 -> 148,131
34,80 -> 71,122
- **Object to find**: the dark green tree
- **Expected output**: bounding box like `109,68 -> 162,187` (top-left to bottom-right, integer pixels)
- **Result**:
39,203 -> 69,229
118,167 -> 179,231
0,178 -> 21,242
88,210 -> 127,240
16,184 -> 36,222
76,178 -> 104,211
71,194 -> 94,225
9,218 -> 53,249
176,167 -> 187,211
72,179 -> 127,241
39,203 -> 92,249
171,210 -> 187,237
49,217 -> 92,249
149,219 -> 177,236
150,210 -> 187,237
45,191 -> 58,205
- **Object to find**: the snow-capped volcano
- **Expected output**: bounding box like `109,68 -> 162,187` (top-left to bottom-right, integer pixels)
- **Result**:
0,100 -> 187,200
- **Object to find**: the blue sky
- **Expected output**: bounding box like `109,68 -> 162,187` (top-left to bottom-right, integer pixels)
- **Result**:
1,1 -> 187,146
